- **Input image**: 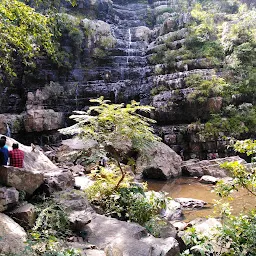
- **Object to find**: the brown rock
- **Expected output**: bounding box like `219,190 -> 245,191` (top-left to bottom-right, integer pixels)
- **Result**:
23,109 -> 64,132
0,166 -> 44,195
8,203 -> 36,229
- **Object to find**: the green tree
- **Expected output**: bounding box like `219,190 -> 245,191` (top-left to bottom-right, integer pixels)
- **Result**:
59,97 -> 160,189
0,0 -> 57,81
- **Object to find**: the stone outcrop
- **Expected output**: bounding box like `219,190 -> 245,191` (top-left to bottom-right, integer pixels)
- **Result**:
0,213 -> 27,254
0,186 -> 19,212
181,156 -> 246,177
23,109 -> 64,132
85,213 -> 180,256
55,138 -> 98,164
0,166 -> 44,195
136,141 -> 182,180
43,169 -> 75,194
8,203 -> 36,229
0,0 -> 254,160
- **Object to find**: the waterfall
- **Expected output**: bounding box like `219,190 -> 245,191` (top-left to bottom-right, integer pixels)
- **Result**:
75,83 -> 79,110
6,123 -> 11,138
126,28 -> 131,64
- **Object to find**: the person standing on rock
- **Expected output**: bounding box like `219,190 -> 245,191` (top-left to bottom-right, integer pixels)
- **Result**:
9,143 -> 24,168
0,138 -> 9,165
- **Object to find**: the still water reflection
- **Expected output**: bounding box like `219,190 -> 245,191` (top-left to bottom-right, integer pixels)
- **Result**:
147,177 -> 256,221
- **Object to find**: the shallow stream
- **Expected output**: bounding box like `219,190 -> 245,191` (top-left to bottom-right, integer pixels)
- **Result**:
147,177 -> 256,222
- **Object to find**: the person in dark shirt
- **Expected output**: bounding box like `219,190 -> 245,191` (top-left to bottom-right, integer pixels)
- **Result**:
0,139 -> 8,165
0,151 -> 4,166
9,143 -> 24,168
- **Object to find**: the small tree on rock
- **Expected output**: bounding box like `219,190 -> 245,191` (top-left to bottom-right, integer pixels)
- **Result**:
59,96 -> 160,189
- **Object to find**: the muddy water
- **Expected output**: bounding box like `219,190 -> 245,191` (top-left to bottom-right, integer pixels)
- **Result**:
147,177 -> 256,221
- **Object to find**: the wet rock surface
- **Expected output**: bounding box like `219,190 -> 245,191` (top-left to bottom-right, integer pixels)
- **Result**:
174,198 -> 207,209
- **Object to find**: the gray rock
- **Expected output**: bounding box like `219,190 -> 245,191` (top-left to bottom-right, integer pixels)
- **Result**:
53,189 -> 94,213
174,198 -> 207,209
0,213 -> 27,254
199,175 -> 219,185
0,186 -> 19,212
136,141 -> 182,180
68,210 -> 92,232
85,213 -> 180,256
85,214 -> 148,248
161,199 -> 183,221
181,156 -> 246,177
141,236 -> 180,256
43,169 -> 75,194
189,217 -> 222,238
23,109 -> 64,132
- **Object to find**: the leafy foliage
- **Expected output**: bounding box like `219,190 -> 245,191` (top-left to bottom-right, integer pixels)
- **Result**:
85,166 -> 169,235
0,0 -> 57,81
217,210 -> 256,255
60,97 -> 159,189
8,200 -> 81,256
181,226 -> 214,256
185,74 -> 228,103
32,201 -> 71,239
85,165 -> 132,202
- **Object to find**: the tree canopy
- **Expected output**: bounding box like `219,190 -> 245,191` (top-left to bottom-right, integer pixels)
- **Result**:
0,0 -> 58,82
60,97 -> 160,188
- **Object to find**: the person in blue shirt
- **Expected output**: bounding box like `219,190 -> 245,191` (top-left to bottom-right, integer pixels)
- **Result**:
0,138 -> 9,165
0,136 -> 8,150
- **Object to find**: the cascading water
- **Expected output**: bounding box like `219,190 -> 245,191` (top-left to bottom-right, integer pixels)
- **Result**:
126,28 -> 132,64
6,123 -> 11,138
105,2 -> 150,101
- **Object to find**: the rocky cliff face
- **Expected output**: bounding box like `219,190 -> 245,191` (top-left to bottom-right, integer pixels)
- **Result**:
0,0 -> 255,158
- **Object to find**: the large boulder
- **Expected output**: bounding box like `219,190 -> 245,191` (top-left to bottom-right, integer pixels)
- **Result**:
85,214 -> 180,256
136,141 -> 182,180
43,169 -> 75,194
55,138 -> 98,164
181,156 -> 246,177
141,236 -> 180,256
0,186 -> 19,212
0,213 -> 27,254
85,214 -> 147,248
0,166 -> 44,195
53,189 -> 94,213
